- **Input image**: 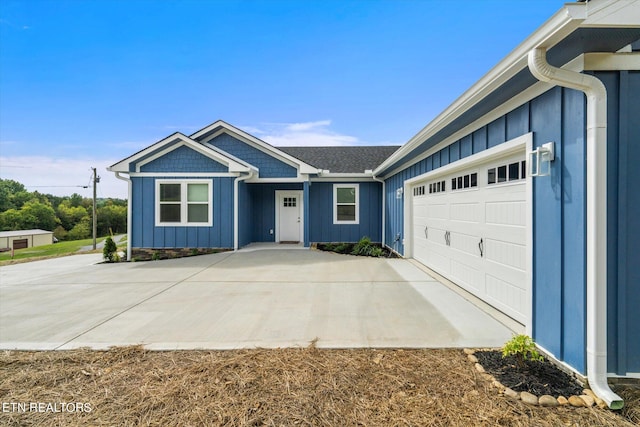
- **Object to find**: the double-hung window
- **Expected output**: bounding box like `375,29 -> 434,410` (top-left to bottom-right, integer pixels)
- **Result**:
333,184 -> 359,224
156,180 -> 212,226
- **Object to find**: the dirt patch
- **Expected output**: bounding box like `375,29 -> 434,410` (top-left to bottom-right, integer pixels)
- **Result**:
475,350 -> 583,397
0,346 -> 636,426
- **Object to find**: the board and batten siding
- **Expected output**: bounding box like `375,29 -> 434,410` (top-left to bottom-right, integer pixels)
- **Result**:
243,183 -> 303,244
385,86 -> 589,374
308,181 -> 382,243
598,70 -> 640,376
131,176 -> 235,249
386,75 -> 640,376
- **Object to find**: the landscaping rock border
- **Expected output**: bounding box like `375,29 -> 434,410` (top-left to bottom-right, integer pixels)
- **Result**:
464,348 -> 608,409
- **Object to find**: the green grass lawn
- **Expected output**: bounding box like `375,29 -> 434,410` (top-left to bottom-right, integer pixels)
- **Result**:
0,237 -> 108,264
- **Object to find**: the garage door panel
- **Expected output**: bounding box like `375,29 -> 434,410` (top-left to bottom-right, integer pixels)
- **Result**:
450,202 -> 481,223
410,150 -> 529,325
449,231 -> 482,258
450,259 -> 482,293
485,239 -> 526,271
485,274 -> 527,323
426,202 -> 449,220
485,200 -> 526,227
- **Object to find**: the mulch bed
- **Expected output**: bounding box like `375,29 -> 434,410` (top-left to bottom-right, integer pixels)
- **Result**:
316,243 -> 398,257
1,346 -> 637,426
474,350 -> 583,397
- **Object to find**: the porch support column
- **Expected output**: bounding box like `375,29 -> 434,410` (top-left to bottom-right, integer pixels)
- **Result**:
303,180 -> 310,247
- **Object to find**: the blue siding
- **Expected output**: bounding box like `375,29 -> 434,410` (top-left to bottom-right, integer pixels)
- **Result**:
209,133 -> 297,178
488,116 -> 506,148
303,181 -> 310,247
472,127 -> 487,153
309,181 -> 382,243
599,70 -> 640,375
246,183 -> 303,243
384,86 -> 591,375
139,145 -> 228,173
238,181 -> 252,247
530,88 -> 564,363
560,88 -> 587,372
131,176 -> 235,249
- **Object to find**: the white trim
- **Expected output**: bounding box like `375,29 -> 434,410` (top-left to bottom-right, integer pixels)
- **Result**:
528,45 -> 623,410
378,53 -> 600,179
403,133 -> 531,186
114,172 -> 132,261
275,190 -> 304,243
583,52 -> 640,71
310,176 -> 377,183
108,132 -> 250,174
155,179 -> 213,227
318,173 -> 374,178
130,172 -> 239,178
373,1 -> 586,176
234,171 -> 254,250
246,177 -> 308,183
403,133 -> 533,330
191,120 -> 318,174
333,183 -> 360,225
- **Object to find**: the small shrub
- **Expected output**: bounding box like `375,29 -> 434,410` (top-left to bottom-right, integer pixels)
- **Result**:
152,251 -> 161,261
103,236 -> 118,262
502,334 -> 543,369
352,236 -> 383,257
370,246 -> 384,257
190,248 -> 199,256
334,243 -> 351,253
323,243 -> 336,252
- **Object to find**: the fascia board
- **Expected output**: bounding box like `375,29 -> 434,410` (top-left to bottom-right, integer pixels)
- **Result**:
108,132 -> 186,172
193,121 -> 319,174
581,0 -> 640,27
109,132 -> 250,174
373,3 -> 586,176
137,135 -> 250,173
583,52 -> 640,70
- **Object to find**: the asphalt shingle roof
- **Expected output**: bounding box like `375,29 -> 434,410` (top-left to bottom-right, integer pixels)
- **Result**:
279,146 -> 400,174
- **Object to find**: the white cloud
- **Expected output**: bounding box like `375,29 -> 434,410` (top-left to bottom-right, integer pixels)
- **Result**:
245,120 -> 363,147
0,156 -> 128,199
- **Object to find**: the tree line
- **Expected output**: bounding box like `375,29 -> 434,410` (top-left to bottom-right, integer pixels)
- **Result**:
0,179 -> 127,241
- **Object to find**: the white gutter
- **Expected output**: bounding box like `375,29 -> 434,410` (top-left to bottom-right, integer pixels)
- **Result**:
373,2 -> 586,177
371,173 -> 386,247
233,170 -> 255,250
113,172 -> 132,261
528,47 -> 623,410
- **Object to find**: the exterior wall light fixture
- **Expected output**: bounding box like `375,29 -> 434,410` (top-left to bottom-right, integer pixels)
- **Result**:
529,141 -> 555,177
396,188 -> 404,199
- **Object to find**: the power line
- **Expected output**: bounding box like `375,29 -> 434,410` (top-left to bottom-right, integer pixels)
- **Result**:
27,186 -> 89,189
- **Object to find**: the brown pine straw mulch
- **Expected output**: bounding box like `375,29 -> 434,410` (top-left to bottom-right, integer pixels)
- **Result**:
1,345 -> 637,426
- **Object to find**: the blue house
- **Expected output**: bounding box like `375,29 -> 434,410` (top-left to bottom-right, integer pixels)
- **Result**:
108,120 -> 398,257
110,0 -> 639,409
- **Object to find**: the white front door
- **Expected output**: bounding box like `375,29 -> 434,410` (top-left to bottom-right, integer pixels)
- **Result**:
276,191 -> 303,243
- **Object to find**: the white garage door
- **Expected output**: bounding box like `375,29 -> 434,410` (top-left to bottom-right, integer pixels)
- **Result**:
411,150 -> 529,324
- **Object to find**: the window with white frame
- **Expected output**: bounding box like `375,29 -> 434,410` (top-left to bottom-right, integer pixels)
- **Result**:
156,180 -> 212,226
333,184 -> 359,224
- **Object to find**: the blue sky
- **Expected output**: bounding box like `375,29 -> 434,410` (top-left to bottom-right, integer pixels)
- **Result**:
1,0 -> 565,198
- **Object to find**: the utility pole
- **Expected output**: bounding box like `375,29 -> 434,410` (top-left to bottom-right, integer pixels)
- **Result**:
92,167 -> 99,250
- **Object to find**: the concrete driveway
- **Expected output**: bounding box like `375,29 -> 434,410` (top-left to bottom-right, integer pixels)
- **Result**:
0,248 -> 514,350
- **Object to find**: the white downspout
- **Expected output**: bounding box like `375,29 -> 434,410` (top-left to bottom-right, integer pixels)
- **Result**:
372,174 -> 386,247
114,172 -> 132,261
233,171 -> 254,250
528,47 -> 622,409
